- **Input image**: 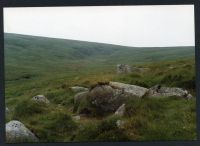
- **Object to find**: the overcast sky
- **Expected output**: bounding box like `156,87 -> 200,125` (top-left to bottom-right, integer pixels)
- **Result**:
3,5 -> 194,47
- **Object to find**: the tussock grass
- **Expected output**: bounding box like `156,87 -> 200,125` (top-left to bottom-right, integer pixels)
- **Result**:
74,115 -> 129,141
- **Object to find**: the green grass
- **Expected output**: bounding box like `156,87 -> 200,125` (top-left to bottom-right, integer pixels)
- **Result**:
124,97 -> 196,140
113,59 -> 195,92
5,33 -> 196,142
74,115 -> 129,141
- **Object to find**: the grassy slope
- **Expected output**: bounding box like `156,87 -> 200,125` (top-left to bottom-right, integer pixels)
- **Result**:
5,33 -> 196,142
5,33 -> 194,80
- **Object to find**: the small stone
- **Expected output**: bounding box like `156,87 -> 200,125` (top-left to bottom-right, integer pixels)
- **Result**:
32,95 -> 50,104
115,104 -> 125,117
186,94 -> 193,100
70,86 -> 88,93
73,115 -> 80,121
116,120 -> 125,128
6,107 -> 9,114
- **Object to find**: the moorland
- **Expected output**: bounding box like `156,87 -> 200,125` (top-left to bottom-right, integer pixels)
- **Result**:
5,33 -> 196,142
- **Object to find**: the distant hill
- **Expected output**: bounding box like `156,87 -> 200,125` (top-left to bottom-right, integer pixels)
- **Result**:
4,33 -> 195,80
5,33 -> 194,65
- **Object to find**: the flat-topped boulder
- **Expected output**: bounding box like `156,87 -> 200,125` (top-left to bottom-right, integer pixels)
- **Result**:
147,85 -> 193,99
109,81 -> 148,98
6,120 -> 39,143
32,95 -> 50,103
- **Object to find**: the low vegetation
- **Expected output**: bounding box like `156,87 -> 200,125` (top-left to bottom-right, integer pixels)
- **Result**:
5,33 -> 196,142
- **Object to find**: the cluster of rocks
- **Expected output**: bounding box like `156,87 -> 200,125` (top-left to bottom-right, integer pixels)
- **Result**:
73,81 -> 193,116
116,64 -> 149,74
6,80 -> 193,142
109,81 -> 148,98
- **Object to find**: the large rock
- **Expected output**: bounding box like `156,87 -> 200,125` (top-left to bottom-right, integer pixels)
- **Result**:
109,81 -> 148,98
117,64 -> 132,74
147,85 -> 193,99
70,86 -> 88,93
74,83 -> 128,115
6,120 -> 39,143
32,95 -> 50,104
88,85 -> 125,113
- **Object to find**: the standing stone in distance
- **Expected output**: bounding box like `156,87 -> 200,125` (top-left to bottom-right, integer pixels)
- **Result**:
116,64 -> 132,74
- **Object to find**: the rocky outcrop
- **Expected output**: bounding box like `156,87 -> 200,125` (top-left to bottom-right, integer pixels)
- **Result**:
6,120 -> 39,143
32,95 -> 50,104
117,64 -> 132,74
147,85 -> 193,99
114,104 -> 126,117
74,81 -> 149,115
70,86 -> 88,93
74,81 -> 193,115
109,81 -> 148,98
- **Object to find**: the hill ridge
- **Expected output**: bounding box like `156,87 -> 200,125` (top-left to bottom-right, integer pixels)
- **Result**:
4,33 -> 194,48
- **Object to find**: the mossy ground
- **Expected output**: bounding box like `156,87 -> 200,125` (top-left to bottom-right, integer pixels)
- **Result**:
6,57 -> 197,142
